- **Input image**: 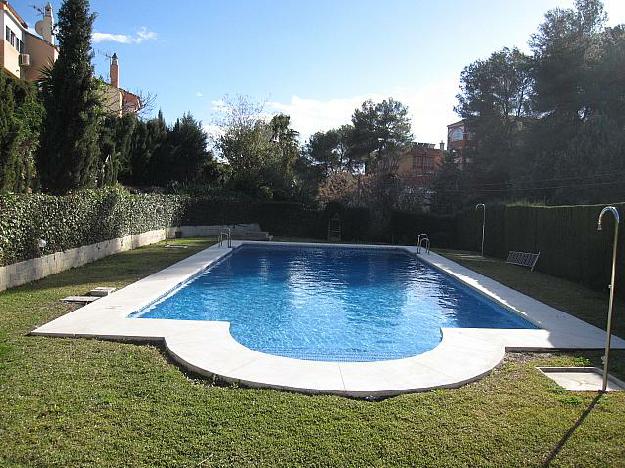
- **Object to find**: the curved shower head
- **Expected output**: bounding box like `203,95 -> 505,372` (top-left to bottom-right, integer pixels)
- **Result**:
597,206 -> 620,231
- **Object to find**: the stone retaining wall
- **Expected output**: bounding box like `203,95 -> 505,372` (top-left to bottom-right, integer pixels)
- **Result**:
0,224 -> 278,292
0,229 -> 168,292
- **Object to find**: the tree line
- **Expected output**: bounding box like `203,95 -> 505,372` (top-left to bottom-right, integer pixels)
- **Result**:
2,0 -> 620,214
0,0 -> 414,205
0,0 -> 217,196
434,0 -> 625,212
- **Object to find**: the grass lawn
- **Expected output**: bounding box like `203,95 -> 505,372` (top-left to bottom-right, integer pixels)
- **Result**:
1,240 -> 625,466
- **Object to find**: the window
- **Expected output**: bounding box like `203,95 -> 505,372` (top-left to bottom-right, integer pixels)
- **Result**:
4,27 -> 23,52
449,127 -> 464,142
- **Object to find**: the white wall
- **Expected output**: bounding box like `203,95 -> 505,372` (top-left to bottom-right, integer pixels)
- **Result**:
3,9 -> 25,43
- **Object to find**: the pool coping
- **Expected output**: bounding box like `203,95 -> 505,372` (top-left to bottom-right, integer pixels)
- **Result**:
31,241 -> 625,397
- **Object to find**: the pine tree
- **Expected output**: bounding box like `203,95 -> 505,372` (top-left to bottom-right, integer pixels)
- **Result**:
148,112 -> 212,186
38,0 -> 101,194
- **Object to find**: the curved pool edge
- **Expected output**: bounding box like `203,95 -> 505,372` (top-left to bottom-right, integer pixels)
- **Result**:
30,240 -> 625,398
164,324 -> 506,397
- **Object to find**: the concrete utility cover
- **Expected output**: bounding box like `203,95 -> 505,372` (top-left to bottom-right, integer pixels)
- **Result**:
61,296 -> 100,304
89,287 -> 117,297
538,367 -> 625,392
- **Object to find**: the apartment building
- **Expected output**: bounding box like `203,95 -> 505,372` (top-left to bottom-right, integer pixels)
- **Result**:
1,1 -> 58,81
2,1 -> 140,116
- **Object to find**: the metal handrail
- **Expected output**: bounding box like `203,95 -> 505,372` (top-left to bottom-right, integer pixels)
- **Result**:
416,233 -> 430,254
218,228 -> 232,248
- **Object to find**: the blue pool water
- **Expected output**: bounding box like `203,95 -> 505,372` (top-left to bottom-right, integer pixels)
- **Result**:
133,244 -> 537,361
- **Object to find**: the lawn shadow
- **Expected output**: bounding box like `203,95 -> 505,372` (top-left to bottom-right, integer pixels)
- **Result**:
542,393 -> 603,467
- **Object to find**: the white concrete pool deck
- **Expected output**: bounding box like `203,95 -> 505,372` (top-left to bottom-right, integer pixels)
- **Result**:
31,241 -> 625,397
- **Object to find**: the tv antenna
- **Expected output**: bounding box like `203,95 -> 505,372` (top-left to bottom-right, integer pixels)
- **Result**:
95,49 -> 115,63
30,4 -> 45,17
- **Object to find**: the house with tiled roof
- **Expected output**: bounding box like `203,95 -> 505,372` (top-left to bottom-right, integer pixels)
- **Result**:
1,1 -> 141,116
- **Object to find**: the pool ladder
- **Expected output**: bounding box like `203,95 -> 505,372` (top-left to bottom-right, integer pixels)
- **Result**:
417,233 -> 430,254
219,228 -> 232,248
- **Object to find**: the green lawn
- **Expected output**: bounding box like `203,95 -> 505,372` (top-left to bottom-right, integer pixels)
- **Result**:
437,250 -> 625,342
1,241 -> 625,467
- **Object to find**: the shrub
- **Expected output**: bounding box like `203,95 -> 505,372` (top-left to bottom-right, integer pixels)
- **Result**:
0,186 -> 183,266
455,202 -> 625,294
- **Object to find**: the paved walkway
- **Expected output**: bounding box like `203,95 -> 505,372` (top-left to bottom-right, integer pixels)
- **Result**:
32,241 -> 625,397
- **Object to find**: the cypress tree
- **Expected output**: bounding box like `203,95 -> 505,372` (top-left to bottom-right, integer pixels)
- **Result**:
0,72 -> 43,193
0,72 -> 18,191
38,0 -> 101,194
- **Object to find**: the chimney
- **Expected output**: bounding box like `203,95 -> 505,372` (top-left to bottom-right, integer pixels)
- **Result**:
35,2 -> 55,44
110,53 -> 119,88
439,141 -> 445,151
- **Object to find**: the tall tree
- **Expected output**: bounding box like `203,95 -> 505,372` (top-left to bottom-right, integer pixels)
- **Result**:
98,114 -> 136,186
349,98 -> 413,173
266,114 -> 300,198
38,0 -> 102,194
0,72 -> 43,193
305,125 -> 354,177
455,47 -> 533,199
166,113 -> 212,184
523,0 -> 625,203
146,112 -> 216,186
431,151 -> 464,214
215,97 -> 301,198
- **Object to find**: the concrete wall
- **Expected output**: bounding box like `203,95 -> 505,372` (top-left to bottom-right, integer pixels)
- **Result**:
0,224 -> 274,292
23,32 -> 58,81
102,84 -> 123,117
1,38 -> 19,78
0,229 -> 168,292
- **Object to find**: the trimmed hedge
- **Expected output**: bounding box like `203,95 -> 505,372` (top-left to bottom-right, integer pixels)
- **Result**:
455,202 -> 625,293
180,199 -> 322,239
3,187 -> 622,297
0,187 -> 184,266
390,210 -> 455,247
0,188 -> 383,267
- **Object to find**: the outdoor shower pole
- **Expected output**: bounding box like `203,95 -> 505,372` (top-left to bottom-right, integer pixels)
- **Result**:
476,203 -> 486,257
597,206 -> 620,392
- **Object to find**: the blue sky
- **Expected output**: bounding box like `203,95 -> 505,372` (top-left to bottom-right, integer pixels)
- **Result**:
11,0 -> 625,144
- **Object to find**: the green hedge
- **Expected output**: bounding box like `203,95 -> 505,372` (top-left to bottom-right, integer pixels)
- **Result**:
4,187 -> 620,297
180,199 -> 323,239
0,187 -> 184,266
390,210 -> 456,247
456,202 -> 625,293
0,189 -> 384,267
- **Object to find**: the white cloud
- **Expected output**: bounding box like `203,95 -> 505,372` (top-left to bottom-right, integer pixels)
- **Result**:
92,32 -> 133,44
92,27 -> 158,44
196,92 -> 204,97
135,27 -> 158,43
267,79 -> 459,144
203,123 -> 221,136
605,0 -> 625,25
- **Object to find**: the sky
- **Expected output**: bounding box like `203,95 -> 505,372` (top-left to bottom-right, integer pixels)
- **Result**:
10,0 -> 625,145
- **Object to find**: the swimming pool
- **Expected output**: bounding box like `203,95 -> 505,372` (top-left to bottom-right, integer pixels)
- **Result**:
133,244 -> 536,362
